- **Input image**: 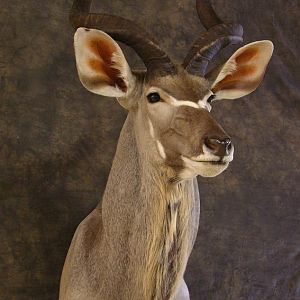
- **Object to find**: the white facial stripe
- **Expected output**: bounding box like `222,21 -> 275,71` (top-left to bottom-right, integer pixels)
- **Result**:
169,98 -> 200,109
197,101 -> 208,109
147,117 -> 166,160
147,87 -> 202,109
156,140 -> 167,159
148,118 -> 155,138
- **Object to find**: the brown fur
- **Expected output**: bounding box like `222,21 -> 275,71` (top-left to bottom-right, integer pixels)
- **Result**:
61,31 -> 273,299
60,112 -> 200,300
60,70 -> 230,300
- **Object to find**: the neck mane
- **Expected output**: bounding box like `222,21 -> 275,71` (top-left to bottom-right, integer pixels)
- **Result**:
100,112 -> 197,299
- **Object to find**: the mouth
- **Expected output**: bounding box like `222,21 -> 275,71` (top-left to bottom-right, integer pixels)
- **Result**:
191,160 -> 228,166
180,155 -> 231,178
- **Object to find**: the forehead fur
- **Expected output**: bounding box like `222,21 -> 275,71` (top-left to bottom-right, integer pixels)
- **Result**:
145,69 -> 210,102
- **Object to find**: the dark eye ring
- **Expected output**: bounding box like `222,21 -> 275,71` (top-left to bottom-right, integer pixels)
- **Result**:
147,92 -> 161,103
207,94 -> 216,104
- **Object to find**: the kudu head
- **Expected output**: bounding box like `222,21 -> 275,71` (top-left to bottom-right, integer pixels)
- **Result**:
70,0 -> 273,179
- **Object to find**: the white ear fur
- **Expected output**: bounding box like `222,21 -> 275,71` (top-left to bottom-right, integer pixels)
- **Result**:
212,40 -> 274,100
74,28 -> 134,97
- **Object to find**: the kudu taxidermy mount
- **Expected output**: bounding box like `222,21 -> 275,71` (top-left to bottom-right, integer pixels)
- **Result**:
59,0 -> 273,299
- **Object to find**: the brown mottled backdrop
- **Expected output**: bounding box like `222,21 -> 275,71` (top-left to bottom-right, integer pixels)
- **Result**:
0,0 -> 299,299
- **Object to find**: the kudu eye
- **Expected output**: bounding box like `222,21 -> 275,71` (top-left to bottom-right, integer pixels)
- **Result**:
207,94 -> 216,104
147,92 -> 161,103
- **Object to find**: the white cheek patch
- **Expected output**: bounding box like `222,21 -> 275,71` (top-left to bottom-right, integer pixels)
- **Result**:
147,117 -> 166,160
148,118 -> 155,138
156,140 -> 167,159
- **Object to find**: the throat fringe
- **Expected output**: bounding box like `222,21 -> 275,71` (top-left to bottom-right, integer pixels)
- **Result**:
142,171 -> 192,300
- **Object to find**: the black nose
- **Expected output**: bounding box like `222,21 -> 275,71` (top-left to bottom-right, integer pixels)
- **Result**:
204,137 -> 232,157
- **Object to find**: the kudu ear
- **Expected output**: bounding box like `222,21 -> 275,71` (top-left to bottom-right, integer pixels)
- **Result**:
74,28 -> 134,98
210,41 -> 274,100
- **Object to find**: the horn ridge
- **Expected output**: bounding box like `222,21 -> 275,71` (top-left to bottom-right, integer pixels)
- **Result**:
183,0 -> 243,76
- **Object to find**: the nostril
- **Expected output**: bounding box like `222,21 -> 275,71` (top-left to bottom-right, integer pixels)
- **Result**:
204,137 -> 232,157
221,138 -> 230,145
226,140 -> 232,154
204,137 -> 219,152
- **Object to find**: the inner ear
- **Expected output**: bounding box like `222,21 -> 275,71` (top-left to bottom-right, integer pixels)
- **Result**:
88,38 -> 128,92
211,40 -> 274,100
74,28 -> 133,97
